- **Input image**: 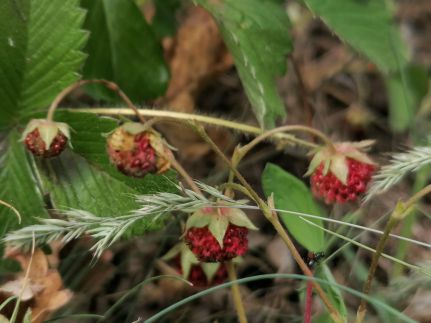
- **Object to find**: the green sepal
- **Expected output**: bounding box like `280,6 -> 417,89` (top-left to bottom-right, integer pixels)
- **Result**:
181,247 -> 200,280
227,209 -> 258,230
330,155 -> 348,185
201,262 -> 222,283
122,122 -> 148,135
186,209 -> 213,229
161,243 -> 182,261
208,215 -> 229,248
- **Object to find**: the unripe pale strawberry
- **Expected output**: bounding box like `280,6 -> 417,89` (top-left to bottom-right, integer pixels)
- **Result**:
306,141 -> 376,204
21,119 -> 70,157
107,122 -> 172,177
184,207 -> 258,263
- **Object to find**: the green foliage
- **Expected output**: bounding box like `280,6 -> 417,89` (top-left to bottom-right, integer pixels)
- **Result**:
0,130 -> 48,236
261,163 -> 325,252
315,264 -> 347,320
303,0 -> 408,73
81,0 -> 169,101
0,0 -> 87,130
196,0 -> 292,129
385,65 -> 429,132
152,0 -> 182,39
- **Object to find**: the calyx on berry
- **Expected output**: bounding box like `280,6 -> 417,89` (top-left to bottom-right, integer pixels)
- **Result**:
106,122 -> 172,177
184,206 -> 258,263
305,141 -> 377,204
162,243 -> 228,287
21,119 -> 71,157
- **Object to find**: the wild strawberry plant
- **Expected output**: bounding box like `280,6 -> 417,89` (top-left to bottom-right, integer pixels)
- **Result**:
0,0 -> 430,322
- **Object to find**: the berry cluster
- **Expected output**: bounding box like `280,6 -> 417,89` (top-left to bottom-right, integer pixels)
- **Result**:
24,128 -> 68,158
311,158 -> 375,204
185,224 -> 248,262
176,257 -> 227,287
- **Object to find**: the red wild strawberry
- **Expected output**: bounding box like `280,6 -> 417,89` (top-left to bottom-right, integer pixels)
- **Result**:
306,141 -> 376,204
21,119 -> 70,157
184,207 -> 258,262
106,122 -> 172,177
162,243 -> 228,287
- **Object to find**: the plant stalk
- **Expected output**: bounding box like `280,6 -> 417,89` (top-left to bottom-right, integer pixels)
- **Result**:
356,183 -> 431,322
69,108 -> 318,149
193,124 -> 342,322
304,279 -> 314,323
227,261 -> 248,323
47,80 -> 145,123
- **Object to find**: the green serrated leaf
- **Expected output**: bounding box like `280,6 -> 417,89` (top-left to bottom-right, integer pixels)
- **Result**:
0,130 -> 49,237
315,264 -> 347,320
0,0 -> 87,129
262,163 -> 325,252
303,0 -> 408,73
81,0 -> 169,101
196,0 -> 292,129
208,216 -> 229,248
227,209 -> 258,230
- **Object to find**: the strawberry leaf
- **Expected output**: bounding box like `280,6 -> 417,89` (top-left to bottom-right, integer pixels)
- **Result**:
0,0 -> 87,130
0,130 -> 49,236
262,163 -> 325,252
196,0 -> 292,129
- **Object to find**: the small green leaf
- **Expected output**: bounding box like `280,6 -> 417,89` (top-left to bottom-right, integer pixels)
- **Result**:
315,264 -> 347,320
0,130 -> 49,237
208,216 -> 229,248
385,64 -> 429,132
0,0 -> 87,129
196,0 -> 292,129
303,0 -> 408,73
227,209 -> 258,230
262,163 -> 325,252
81,0 -> 169,101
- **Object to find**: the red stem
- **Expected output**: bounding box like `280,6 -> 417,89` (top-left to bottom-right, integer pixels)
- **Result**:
304,278 -> 313,323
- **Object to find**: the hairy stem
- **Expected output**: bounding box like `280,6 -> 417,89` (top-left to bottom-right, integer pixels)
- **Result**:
169,156 -> 201,194
227,261 -> 248,323
193,124 -> 342,322
69,108 -> 318,149
304,279 -> 314,323
47,80 -> 145,123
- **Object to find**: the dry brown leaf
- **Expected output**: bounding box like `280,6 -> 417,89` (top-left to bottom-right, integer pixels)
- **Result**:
0,247 -> 72,323
157,6 -> 234,161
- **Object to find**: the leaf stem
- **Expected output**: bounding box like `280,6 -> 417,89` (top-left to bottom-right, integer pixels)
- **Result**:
192,124 -> 342,322
227,261 -> 248,323
169,156 -> 202,194
356,183 -> 431,322
47,80 -> 145,123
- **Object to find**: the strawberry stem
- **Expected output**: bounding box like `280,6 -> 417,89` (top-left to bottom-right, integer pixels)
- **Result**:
193,124 -> 343,323
304,279 -> 313,323
47,79 -> 145,123
227,261 -> 248,323
356,183 -> 431,322
67,108 -> 318,150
